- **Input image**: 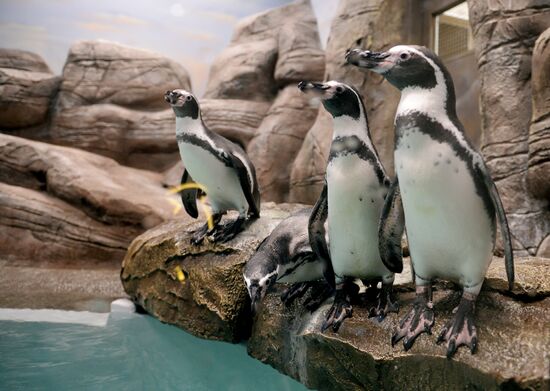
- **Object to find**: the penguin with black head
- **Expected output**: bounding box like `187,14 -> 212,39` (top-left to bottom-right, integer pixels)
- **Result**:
165,89 -> 260,244
243,208 -> 333,315
346,45 -> 514,357
298,80 -> 399,332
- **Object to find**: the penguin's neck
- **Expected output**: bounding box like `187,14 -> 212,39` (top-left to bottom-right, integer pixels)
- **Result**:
175,116 -> 209,139
396,83 -> 450,124
332,113 -> 374,150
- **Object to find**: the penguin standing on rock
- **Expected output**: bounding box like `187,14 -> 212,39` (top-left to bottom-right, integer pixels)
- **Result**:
243,208 -> 333,314
165,89 -> 260,244
346,45 -> 514,357
299,81 -> 399,332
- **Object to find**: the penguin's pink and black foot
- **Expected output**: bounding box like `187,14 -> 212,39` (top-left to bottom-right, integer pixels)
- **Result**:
321,281 -> 358,332
392,285 -> 434,350
191,215 -> 247,244
436,293 -> 478,358
369,283 -> 399,321
207,216 -> 246,243
190,213 -> 223,245
281,282 -> 333,312
303,284 -> 334,312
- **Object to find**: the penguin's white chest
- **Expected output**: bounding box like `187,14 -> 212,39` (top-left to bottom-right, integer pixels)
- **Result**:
177,141 -> 247,214
395,129 -> 494,289
326,155 -> 390,280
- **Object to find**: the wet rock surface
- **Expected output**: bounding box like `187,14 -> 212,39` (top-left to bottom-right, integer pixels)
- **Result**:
467,0 -> 550,256
248,257 -> 550,391
0,134 -> 173,263
120,203 -> 307,343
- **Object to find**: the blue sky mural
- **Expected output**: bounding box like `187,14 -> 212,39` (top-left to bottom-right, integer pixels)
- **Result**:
0,0 -> 338,96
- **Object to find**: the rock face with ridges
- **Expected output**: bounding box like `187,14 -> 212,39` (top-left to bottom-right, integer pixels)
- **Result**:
205,0 -> 324,101
248,86 -> 319,202
289,0 -> 417,203
0,134 -> 174,263
120,203 -> 307,342
55,40 -> 191,110
200,99 -> 271,148
528,28 -> 550,204
48,40 -> 191,171
467,0 -> 550,256
0,49 -> 59,129
248,257 -> 550,391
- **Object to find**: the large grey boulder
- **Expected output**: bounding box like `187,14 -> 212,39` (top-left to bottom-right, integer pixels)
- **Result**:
0,49 -> 59,129
467,0 -> 550,256
248,86 -> 319,202
248,257 -> 550,391
0,134 -> 175,263
289,0 -> 417,204
120,203 -> 306,342
49,41 -> 191,171
55,40 -> 191,110
205,0 -> 324,101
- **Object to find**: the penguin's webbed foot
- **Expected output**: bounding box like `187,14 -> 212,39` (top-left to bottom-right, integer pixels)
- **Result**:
207,217 -> 245,243
321,289 -> 353,333
303,284 -> 334,312
190,223 -> 210,245
391,290 -> 434,351
436,295 -> 477,358
369,284 -> 399,322
280,282 -> 312,307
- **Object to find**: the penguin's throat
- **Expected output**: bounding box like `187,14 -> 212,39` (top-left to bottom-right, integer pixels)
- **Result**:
175,116 -> 203,136
396,82 -> 449,121
332,115 -> 371,143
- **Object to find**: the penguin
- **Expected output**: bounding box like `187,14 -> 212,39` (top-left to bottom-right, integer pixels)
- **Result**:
165,89 -> 260,244
243,208 -> 332,314
298,81 -> 399,332
346,45 -> 514,357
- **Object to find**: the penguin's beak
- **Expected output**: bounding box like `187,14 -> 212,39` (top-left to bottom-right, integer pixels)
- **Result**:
249,285 -> 263,315
164,90 -> 178,105
297,81 -> 332,98
346,48 -> 392,73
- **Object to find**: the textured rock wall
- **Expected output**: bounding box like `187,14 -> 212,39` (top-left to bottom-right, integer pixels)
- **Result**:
49,41 -> 191,171
247,86 -> 319,202
528,28 -> 550,202
0,134 -> 174,264
467,1 -> 550,257
0,49 -> 59,130
289,0 -> 419,204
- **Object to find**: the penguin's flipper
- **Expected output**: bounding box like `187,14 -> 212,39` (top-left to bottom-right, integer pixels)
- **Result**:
309,182 -> 335,289
223,150 -> 261,218
477,160 -> 514,290
180,169 -> 200,219
378,177 -> 405,273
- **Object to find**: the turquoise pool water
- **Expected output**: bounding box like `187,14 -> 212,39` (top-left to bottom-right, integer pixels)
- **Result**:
0,312 -> 306,391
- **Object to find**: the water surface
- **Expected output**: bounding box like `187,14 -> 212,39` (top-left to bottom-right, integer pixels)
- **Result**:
0,312 -> 307,391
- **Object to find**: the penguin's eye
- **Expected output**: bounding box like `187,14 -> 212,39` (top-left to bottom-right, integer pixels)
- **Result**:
335,86 -> 343,93
399,52 -> 411,61
186,95 -> 192,101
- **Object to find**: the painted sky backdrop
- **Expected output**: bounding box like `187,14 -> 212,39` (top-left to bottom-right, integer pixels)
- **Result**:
0,0 -> 338,96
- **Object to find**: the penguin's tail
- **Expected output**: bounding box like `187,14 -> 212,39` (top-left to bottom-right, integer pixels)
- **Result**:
489,180 -> 514,291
